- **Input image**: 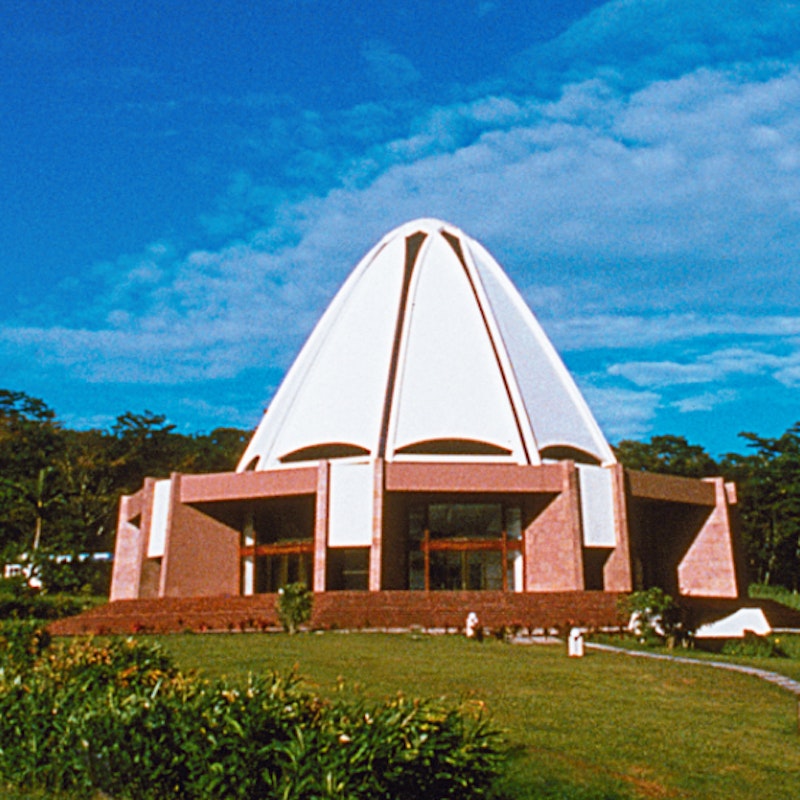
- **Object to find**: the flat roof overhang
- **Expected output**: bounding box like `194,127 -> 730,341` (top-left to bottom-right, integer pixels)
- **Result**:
626,470 -> 717,506
176,468 -> 318,529
180,467 -> 318,504
385,462 -> 566,493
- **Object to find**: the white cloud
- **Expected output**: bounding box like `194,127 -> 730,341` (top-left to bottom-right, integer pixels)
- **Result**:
775,361 -> 800,388
511,0 -> 800,91
582,385 -> 661,441
8,55 -> 800,396
544,314 -> 800,351
609,360 -> 717,387
671,389 -> 738,413
361,41 -> 421,92
4,0 -> 800,450
607,347 -> 794,388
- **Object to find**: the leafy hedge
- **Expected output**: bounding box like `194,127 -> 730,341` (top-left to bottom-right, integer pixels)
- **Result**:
0,591 -> 98,621
0,625 -> 503,799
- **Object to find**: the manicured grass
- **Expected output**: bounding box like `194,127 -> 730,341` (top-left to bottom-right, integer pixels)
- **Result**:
151,632 -> 800,800
750,582 -> 800,611
589,631 -> 800,681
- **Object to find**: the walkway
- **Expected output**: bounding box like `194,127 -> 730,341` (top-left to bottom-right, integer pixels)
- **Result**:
587,642 -> 800,696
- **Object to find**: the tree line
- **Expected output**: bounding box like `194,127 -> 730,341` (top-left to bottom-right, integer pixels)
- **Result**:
0,389 -> 248,591
1,388 -> 799,591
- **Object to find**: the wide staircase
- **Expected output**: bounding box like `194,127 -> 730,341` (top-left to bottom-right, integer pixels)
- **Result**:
49,591 -> 625,636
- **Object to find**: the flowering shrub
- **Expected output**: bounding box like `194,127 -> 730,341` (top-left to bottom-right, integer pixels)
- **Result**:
0,632 -> 503,799
0,619 -> 51,673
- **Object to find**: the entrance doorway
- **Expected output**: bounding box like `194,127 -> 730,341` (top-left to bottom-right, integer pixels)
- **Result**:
408,502 -> 522,591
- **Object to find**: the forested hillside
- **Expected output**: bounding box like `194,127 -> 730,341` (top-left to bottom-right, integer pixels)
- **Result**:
2,388 -> 799,592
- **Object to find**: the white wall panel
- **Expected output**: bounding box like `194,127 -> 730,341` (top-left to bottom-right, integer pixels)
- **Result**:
577,465 -> 617,547
328,462 -> 374,547
250,235 -> 407,467
147,479 -> 171,558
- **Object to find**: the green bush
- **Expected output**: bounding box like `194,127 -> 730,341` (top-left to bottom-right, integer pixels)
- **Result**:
619,588 -> 686,647
36,557 -> 110,596
0,619 -> 51,673
772,633 -> 800,659
721,632 -> 786,658
276,582 -> 313,635
0,636 -> 503,799
0,591 -> 98,621
0,575 -> 36,598
748,583 -> 800,612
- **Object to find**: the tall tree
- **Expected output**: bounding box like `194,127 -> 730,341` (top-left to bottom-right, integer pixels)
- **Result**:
0,391 -> 65,554
615,435 -> 719,478
720,424 -> 800,587
57,428 -> 119,552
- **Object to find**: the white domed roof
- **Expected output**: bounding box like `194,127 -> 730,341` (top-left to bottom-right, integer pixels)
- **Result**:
238,219 -> 615,470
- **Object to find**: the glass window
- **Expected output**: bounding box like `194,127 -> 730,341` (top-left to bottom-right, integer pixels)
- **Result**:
326,547 -> 370,591
408,506 -> 426,544
407,502 -> 522,591
428,503 -> 503,539
254,552 -> 312,593
505,506 -> 522,539
428,550 -> 515,591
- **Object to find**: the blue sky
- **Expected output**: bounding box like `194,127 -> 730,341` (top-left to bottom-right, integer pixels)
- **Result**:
2,0 -> 799,457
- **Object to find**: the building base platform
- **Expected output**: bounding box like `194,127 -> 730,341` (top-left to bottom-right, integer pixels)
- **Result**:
51,591 -> 626,636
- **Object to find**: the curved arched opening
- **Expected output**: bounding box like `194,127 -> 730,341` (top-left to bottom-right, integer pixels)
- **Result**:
279,442 -> 371,463
395,438 -> 512,457
539,445 -> 601,466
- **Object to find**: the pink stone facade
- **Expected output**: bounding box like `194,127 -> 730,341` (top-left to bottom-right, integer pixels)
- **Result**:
110,459 -> 744,603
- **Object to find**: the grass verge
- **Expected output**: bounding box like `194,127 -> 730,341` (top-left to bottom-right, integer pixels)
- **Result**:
750,582 -> 800,611
150,631 -> 800,800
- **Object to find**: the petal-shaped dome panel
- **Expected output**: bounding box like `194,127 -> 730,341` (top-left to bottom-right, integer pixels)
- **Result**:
387,232 -> 527,461
466,237 -> 616,466
237,219 -> 615,471
238,232 -> 408,470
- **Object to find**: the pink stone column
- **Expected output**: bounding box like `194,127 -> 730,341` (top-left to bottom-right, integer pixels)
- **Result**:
369,458 -> 385,592
109,492 -> 144,600
524,461 -> 584,591
603,464 -> 633,592
678,477 -> 740,598
313,461 -> 329,592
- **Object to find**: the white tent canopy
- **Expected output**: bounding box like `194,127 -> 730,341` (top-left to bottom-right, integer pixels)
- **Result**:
238,219 -> 615,471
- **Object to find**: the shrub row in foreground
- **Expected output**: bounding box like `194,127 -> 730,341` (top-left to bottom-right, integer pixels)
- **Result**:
0,623 -> 503,799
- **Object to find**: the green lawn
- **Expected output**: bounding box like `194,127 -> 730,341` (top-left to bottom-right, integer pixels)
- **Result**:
750,582 -> 800,611
148,632 -> 800,800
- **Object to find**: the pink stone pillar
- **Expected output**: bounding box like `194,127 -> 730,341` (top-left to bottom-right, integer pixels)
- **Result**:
603,464 -> 633,592
109,492 -> 144,601
678,477 -> 740,598
313,461 -> 329,592
369,458 -> 385,592
524,461 -> 584,591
